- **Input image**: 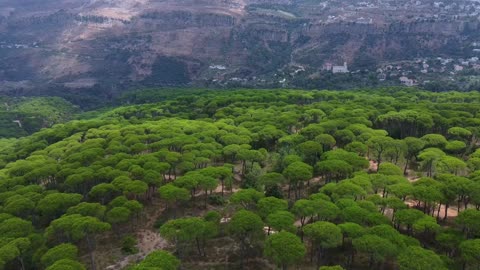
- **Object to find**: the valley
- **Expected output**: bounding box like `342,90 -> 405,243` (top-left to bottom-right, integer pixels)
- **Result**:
1,1 -> 480,270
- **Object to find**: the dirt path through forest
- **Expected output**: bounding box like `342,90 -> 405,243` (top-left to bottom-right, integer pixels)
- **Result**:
106,203 -> 170,270
109,170 -> 244,270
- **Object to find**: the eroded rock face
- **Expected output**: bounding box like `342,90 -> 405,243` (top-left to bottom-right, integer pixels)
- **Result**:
1,0 -> 479,91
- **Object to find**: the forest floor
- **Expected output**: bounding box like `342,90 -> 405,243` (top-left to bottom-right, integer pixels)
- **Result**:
369,160 -> 378,172
369,160 -> 460,218
101,159 -> 461,269
136,202 -> 170,254
104,200 -> 171,270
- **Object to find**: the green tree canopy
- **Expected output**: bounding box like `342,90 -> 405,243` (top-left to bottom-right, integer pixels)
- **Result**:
41,243 -> 79,267
397,246 -> 447,270
264,231 -> 306,269
130,250 -> 180,270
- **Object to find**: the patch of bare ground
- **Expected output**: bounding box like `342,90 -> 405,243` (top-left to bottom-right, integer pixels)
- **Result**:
403,169 -> 459,218
102,199 -> 172,270
404,200 -> 459,218
369,160 -> 378,172
101,170 -> 245,269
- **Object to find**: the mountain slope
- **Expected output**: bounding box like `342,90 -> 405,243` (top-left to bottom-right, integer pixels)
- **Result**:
1,0 -> 479,94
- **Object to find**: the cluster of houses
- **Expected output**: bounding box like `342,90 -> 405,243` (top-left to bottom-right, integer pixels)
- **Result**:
318,0 -> 480,25
374,56 -> 480,86
211,53 -> 480,88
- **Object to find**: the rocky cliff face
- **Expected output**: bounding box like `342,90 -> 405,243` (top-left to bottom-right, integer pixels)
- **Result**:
0,0 -> 479,93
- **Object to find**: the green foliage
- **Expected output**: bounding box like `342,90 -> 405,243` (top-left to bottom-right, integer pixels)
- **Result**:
0,97 -> 78,138
45,259 -> 86,270
445,140 -> 467,154
161,217 -> 217,241
421,134 -> 448,148
304,221 -> 342,249
378,162 -> 403,176
230,188 -> 264,209
158,184 -> 190,205
339,222 -> 366,239
1,88 -> 480,269
367,136 -> 395,169
204,211 -> 222,224
67,202 -> 106,219
460,239 -> 480,268
266,211 -> 296,232
106,207 -> 132,225
228,210 -> 264,239
353,234 -> 397,264
316,159 -> 353,182
395,209 -> 425,228
319,266 -> 344,270
257,197 -> 288,218
448,127 -> 472,140
45,214 -> 111,242
292,199 -> 317,226
456,209 -> 480,238
397,246 -> 447,270
259,172 -> 286,188
129,250 -> 180,270
322,149 -> 369,171
121,235 -> 138,254
41,243 -> 78,267
0,217 -> 34,238
264,231 -> 306,267
37,193 -> 83,221
208,194 -> 226,206
283,161 -> 313,183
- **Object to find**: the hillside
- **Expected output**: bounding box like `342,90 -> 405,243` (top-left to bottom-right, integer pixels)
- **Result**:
2,0 -> 480,97
0,96 -> 78,138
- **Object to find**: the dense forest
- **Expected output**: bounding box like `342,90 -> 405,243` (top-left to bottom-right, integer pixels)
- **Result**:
1,88 -> 480,270
0,97 -> 79,138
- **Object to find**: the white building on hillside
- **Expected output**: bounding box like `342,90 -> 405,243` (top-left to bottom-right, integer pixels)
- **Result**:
332,62 -> 349,73
399,76 -> 417,86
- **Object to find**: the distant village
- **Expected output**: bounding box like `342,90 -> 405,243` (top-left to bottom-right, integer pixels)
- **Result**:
377,55 -> 480,87
205,0 -> 480,89
318,0 -> 480,24
209,54 -> 480,89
